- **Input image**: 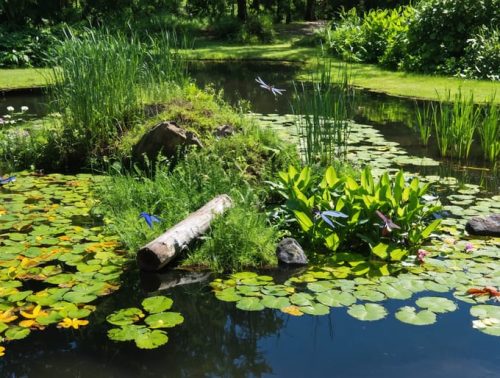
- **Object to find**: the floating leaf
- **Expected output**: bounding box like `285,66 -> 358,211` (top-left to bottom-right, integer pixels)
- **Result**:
141,296 -> 173,314
108,325 -> 147,342
281,305 -> 304,316
300,303 -> 330,316
415,297 -> 457,313
5,326 -> 30,340
290,293 -> 314,307
261,296 -> 291,309
215,288 -> 242,302
135,329 -> 169,349
316,290 -> 356,307
395,306 -> 436,326
307,281 -> 335,293
236,297 -> 264,311
106,308 -> 144,326
144,312 -> 184,329
347,304 -> 388,321
470,305 -> 500,319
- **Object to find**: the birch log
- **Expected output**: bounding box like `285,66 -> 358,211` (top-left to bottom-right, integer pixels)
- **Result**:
137,194 -> 233,271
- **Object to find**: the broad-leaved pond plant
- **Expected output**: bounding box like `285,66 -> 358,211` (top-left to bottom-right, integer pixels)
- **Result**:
271,165 -> 442,261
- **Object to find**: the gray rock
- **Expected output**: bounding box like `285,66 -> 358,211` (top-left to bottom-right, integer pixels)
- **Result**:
276,238 -> 308,265
132,121 -> 203,163
465,214 -> 500,237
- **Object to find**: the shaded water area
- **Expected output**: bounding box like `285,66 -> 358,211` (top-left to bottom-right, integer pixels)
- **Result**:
1,62 -> 499,377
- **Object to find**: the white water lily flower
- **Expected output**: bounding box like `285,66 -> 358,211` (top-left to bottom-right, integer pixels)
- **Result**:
472,319 -> 486,329
482,317 -> 499,326
6,106 -> 14,112
21,106 -> 29,112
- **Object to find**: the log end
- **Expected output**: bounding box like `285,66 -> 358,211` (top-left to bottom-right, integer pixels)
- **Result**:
136,247 -> 163,272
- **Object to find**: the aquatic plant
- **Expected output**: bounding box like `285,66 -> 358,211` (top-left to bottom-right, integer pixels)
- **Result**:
292,60 -> 355,165
432,89 -> 482,160
414,102 -> 432,146
478,98 -> 499,163
271,165 -> 442,261
0,172 -> 125,355
106,296 -> 183,349
48,28 -> 187,164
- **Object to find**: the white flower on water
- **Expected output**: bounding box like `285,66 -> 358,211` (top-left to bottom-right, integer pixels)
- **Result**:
473,318 -> 499,329
6,106 -> 14,112
21,106 -> 29,112
4,114 -> 11,119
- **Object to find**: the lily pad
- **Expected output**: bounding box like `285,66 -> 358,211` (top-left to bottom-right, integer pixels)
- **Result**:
415,297 -> 457,313
141,296 -> 173,314
236,297 -> 264,311
300,303 -> 330,316
316,290 -> 356,307
395,306 -> 437,326
5,326 -> 31,340
261,296 -> 291,309
347,303 -> 388,321
470,305 -> 500,319
135,329 -> 169,349
106,308 -> 144,326
108,325 -> 148,342
144,312 -> 184,329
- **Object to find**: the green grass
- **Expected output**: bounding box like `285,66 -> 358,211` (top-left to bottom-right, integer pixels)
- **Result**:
0,68 -> 50,90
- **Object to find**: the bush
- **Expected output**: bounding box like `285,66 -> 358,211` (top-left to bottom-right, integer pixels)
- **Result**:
462,26 -> 500,80
402,0 -> 500,74
242,13 -> 276,44
211,16 -> 243,41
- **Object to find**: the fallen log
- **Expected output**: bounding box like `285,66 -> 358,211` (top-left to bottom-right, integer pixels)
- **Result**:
137,194 -> 233,271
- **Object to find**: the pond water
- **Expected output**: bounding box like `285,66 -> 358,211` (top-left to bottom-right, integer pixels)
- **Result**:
1,61 -> 499,377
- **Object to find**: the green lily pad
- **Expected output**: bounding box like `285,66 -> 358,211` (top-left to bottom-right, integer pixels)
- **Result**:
261,296 -> 291,309
236,297 -> 264,311
215,288 -> 242,302
378,283 -> 413,300
290,293 -> 315,307
353,289 -> 385,302
415,297 -> 457,313
108,325 -> 148,342
141,296 -> 173,314
316,290 -> 356,307
470,305 -> 500,319
144,312 -> 184,329
300,303 -> 330,316
307,281 -> 335,293
135,329 -> 169,349
5,326 -> 31,340
347,303 -> 388,321
106,307 -> 144,326
395,306 -> 437,325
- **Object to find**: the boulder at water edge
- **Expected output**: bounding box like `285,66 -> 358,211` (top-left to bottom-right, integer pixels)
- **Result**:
276,238 -> 308,266
465,214 -> 500,237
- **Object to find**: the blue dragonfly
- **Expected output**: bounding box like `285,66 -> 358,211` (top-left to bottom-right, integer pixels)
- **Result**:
0,176 -> 15,186
139,212 -> 162,229
255,77 -> 286,96
314,209 -> 348,229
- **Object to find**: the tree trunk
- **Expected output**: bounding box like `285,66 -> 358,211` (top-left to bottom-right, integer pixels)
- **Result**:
251,0 -> 260,11
305,0 -> 315,21
237,0 -> 247,21
136,195 -> 233,271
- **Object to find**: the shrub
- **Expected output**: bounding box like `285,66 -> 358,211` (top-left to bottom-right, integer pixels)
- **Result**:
402,0 -> 500,74
242,13 -> 276,44
462,26 -> 500,80
211,15 -> 243,41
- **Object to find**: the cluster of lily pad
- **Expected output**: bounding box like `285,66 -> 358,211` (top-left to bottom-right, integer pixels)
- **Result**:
106,296 -> 184,349
0,172 -> 126,355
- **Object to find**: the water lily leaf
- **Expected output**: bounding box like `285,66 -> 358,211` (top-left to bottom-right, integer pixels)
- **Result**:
63,291 -> 97,304
145,312 -> 184,329
108,325 -> 148,342
135,329 -> 169,349
415,297 -> 457,313
231,272 -> 258,280
236,297 -> 264,311
260,285 -> 292,297
8,290 -> 33,302
470,305 -> 500,319
281,305 -> 304,316
261,296 -> 291,309
316,290 -> 356,307
395,306 -> 436,325
353,289 -> 385,302
215,288 -> 242,302
106,308 -> 144,326
300,303 -> 330,316
290,293 -> 315,307
5,326 -> 31,340
378,283 -> 412,300
347,303 -> 388,321
36,311 -> 63,325
141,296 -> 173,314
424,281 -> 450,293
307,281 -> 335,293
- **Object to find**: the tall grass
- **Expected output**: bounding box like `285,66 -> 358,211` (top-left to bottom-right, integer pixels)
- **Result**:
431,89 -> 481,160
48,28 -> 187,162
478,97 -> 499,163
292,60 -> 355,165
414,101 -> 432,146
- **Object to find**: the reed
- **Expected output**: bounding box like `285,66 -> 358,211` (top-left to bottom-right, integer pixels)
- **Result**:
48,28 -> 187,162
414,102 -> 432,146
432,89 -> 481,160
478,97 -> 499,163
292,60 -> 355,165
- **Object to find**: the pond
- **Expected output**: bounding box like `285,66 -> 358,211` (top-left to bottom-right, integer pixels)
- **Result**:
1,61 -> 499,377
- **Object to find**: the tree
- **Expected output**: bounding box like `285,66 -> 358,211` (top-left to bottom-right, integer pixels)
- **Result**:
305,0 -> 315,20
237,0 -> 247,21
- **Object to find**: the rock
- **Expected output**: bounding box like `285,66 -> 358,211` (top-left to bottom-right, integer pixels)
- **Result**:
132,121 -> 203,163
465,214 -> 500,237
276,238 -> 308,266
213,124 -> 235,138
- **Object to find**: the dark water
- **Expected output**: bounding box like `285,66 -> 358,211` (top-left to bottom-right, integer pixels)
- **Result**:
2,270 -> 500,378
0,89 -> 47,118
1,62 -> 499,377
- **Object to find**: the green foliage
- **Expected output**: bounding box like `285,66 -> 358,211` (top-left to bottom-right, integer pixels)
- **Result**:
47,28 -> 187,167
478,98 -> 499,163
211,13 -> 276,44
106,295 -> 183,349
272,165 -> 442,261
462,26 -> 500,81
292,60 -> 354,165
403,0 -> 500,76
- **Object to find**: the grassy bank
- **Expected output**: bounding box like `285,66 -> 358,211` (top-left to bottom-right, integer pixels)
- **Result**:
0,68 -> 50,90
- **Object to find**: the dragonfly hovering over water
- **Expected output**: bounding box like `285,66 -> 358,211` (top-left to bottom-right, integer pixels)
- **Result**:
255,77 -> 286,96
